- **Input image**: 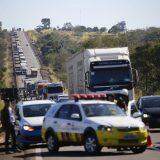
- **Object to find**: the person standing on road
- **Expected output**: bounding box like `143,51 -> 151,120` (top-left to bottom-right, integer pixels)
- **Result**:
1,99 -> 18,153
107,94 -> 115,102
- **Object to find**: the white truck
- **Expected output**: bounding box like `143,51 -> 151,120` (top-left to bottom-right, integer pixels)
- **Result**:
66,47 -> 138,100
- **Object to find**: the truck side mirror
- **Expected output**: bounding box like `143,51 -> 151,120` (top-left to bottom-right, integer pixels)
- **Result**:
85,71 -> 90,87
132,68 -> 139,86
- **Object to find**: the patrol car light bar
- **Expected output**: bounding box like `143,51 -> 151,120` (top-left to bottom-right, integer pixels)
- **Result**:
71,94 -> 107,101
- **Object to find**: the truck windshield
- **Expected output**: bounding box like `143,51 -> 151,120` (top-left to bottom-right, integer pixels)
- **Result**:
47,86 -> 63,94
90,67 -> 132,86
23,104 -> 52,117
82,103 -> 125,117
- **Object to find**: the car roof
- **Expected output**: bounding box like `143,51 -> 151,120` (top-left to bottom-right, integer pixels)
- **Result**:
17,100 -> 55,106
141,95 -> 160,100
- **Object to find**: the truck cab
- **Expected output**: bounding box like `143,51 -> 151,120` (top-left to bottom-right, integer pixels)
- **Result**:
66,48 -> 138,100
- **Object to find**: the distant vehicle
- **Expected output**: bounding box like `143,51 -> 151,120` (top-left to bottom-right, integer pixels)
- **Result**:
13,54 -> 20,59
15,100 -> 55,149
20,63 -> 28,75
46,82 -> 64,99
66,48 -> 138,100
30,67 -> 38,78
14,60 -> 20,65
137,96 -> 160,128
20,60 -> 27,64
13,52 -> 19,56
24,80 -> 37,97
14,57 -> 20,61
14,64 -> 21,75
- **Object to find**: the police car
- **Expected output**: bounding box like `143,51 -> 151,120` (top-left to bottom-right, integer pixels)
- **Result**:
15,100 -> 55,149
42,94 -> 148,154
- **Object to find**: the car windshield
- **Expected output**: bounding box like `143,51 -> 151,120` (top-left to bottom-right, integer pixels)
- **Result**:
90,67 -> 132,86
23,104 -> 52,117
82,103 -> 126,117
142,97 -> 160,108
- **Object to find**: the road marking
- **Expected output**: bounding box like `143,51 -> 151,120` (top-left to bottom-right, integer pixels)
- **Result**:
35,148 -> 43,160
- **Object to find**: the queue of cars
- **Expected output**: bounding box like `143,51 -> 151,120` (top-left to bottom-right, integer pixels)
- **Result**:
11,30 -> 28,75
14,93 -> 156,154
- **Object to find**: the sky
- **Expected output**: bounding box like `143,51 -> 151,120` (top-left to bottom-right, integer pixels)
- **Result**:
0,0 -> 160,30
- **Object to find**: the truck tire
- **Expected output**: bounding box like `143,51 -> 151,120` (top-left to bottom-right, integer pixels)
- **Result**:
131,145 -> 147,154
46,133 -> 59,153
84,134 -> 102,154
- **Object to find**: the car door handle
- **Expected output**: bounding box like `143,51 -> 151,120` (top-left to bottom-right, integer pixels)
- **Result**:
67,123 -> 71,125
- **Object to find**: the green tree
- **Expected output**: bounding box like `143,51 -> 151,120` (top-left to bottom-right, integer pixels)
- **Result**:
108,21 -> 126,34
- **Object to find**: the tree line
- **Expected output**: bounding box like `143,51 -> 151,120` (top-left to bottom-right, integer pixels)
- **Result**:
36,19 -> 126,34
0,28 -> 8,88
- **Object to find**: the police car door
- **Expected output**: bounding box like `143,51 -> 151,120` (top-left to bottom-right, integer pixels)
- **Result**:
54,104 -> 73,142
67,104 -> 84,143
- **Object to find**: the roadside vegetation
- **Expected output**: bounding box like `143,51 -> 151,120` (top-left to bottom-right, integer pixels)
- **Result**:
27,20 -> 160,96
0,29 -> 12,88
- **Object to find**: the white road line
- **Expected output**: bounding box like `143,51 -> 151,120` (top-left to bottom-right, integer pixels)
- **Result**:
35,148 -> 43,160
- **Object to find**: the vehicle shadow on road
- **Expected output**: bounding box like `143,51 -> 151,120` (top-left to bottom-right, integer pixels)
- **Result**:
14,150 -> 134,158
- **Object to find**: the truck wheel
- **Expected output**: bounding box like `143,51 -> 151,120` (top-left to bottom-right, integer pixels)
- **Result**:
84,135 -> 102,154
131,145 -> 147,154
46,133 -> 59,153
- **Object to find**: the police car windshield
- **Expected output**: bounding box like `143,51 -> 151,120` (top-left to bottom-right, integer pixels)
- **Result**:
23,104 -> 52,117
82,103 -> 125,117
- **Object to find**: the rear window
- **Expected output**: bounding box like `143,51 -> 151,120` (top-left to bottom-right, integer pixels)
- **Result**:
23,104 -> 52,117
142,97 -> 160,108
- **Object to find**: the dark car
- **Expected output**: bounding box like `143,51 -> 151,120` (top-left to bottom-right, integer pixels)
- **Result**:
137,96 -> 160,128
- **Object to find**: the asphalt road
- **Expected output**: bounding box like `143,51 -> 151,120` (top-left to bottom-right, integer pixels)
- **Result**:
0,132 -> 159,160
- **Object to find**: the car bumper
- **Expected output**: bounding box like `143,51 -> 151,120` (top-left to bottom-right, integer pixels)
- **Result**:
97,129 -> 148,147
17,129 -> 42,144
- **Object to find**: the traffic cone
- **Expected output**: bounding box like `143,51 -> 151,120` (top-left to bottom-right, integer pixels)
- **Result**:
147,135 -> 153,147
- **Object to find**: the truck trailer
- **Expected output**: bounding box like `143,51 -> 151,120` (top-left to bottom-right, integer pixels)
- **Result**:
66,47 -> 138,100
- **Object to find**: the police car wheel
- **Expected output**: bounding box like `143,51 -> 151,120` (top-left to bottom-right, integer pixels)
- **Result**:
131,145 -> 147,154
46,134 -> 59,153
84,135 -> 102,154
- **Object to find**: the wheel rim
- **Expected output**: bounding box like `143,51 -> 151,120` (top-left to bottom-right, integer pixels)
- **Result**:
85,137 -> 97,152
47,136 -> 54,150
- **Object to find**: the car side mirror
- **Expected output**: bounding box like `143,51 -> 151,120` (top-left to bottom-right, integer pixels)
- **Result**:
132,112 -> 142,118
132,68 -> 139,86
85,71 -> 90,87
71,113 -> 80,120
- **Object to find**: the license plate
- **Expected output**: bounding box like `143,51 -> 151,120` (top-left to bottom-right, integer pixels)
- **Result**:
124,134 -> 137,140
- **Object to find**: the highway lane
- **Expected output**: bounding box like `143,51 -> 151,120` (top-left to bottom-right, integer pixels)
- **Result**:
0,132 -> 159,160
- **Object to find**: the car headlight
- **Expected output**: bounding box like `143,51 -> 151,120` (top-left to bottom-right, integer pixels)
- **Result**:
23,125 -> 34,131
143,114 -> 149,118
98,125 -> 112,132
